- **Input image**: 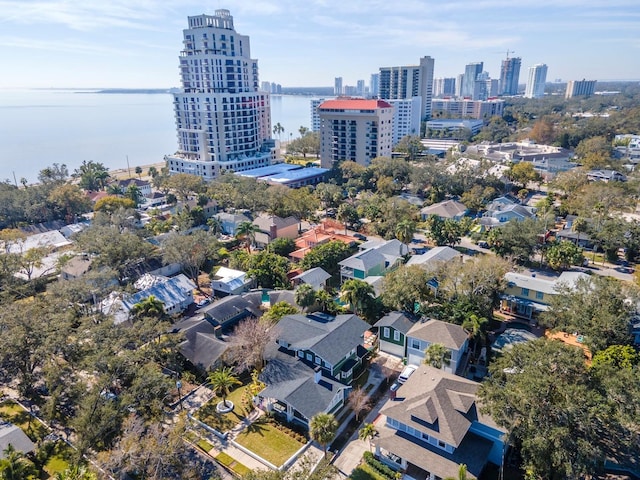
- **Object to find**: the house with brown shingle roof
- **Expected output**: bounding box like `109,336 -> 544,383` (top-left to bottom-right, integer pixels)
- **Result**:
420,199 -> 468,221
405,319 -> 469,374
374,365 -> 505,480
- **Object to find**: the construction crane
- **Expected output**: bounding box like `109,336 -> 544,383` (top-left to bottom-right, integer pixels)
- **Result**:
504,50 -> 515,59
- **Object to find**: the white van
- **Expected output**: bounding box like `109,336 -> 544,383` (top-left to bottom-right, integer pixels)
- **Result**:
398,365 -> 417,384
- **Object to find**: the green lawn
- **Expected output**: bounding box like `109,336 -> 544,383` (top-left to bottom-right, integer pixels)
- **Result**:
235,422 -> 305,467
43,444 -> 74,477
196,384 -> 252,433
349,463 -> 390,480
215,452 -> 252,477
197,439 -> 214,452
0,401 -> 49,441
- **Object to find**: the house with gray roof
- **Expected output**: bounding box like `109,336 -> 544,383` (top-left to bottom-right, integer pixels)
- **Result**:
122,274 -> 196,317
214,212 -> 251,236
0,422 -> 35,459
340,239 -> 408,283
420,199 -> 468,221
374,365 -> 505,479
488,203 -> 536,223
405,319 -> 469,374
173,317 -> 228,371
201,294 -> 262,329
211,266 -> 252,296
291,267 -> 331,291
375,312 -> 417,358
406,246 -> 463,270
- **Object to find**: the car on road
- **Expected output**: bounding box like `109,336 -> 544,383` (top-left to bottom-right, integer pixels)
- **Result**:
353,233 -> 367,241
477,241 -> 489,248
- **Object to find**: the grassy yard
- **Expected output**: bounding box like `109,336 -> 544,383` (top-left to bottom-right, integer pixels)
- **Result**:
196,384 -> 252,433
349,464 -> 388,480
0,400 -> 49,441
43,442 -> 75,477
235,422 -> 305,467
215,452 -> 251,477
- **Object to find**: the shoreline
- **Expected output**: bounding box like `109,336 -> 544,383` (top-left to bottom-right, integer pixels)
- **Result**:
108,161 -> 166,182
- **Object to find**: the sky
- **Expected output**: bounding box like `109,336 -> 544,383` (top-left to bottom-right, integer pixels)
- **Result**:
0,0 -> 639,89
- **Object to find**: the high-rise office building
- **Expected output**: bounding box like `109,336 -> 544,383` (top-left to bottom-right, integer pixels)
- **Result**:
334,77 -> 343,96
356,80 -> 365,97
379,56 -> 435,119
499,57 -> 521,95
165,10 -> 276,181
524,64 -> 548,98
455,74 -> 464,97
318,98 -> 393,168
565,79 -> 596,98
370,73 -> 380,97
461,62 -> 483,98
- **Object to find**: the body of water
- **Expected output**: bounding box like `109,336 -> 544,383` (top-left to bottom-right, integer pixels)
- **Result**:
0,90 -> 318,183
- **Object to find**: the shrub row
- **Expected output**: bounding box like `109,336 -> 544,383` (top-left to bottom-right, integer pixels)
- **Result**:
362,451 -> 398,479
264,415 -> 308,443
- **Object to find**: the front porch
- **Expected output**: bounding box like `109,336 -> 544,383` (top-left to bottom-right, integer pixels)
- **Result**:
499,295 -> 549,320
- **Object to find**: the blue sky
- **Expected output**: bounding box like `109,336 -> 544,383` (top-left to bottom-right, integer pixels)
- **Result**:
0,0 -> 639,89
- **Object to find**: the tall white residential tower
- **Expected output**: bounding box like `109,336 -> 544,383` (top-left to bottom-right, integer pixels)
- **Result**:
379,56 -> 435,120
165,10 -> 276,180
525,64 -> 548,98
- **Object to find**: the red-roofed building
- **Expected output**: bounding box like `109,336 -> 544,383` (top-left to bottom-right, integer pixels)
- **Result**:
318,97 -> 394,168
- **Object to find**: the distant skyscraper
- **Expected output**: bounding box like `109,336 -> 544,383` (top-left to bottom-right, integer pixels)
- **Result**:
525,64 -> 548,98
370,73 -> 380,97
487,79 -> 499,97
379,56 -> 435,119
356,80 -> 365,97
319,98 -> 393,168
261,81 -> 271,92
462,62 -> 483,98
565,79 -> 597,98
165,10 -> 275,181
455,74 -> 464,97
499,57 -> 521,95
433,77 -> 456,97
334,77 -> 343,96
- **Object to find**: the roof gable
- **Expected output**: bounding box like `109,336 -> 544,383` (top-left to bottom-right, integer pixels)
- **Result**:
407,319 -> 468,349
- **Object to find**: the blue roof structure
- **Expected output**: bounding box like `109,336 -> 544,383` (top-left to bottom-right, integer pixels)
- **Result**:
262,167 -> 329,184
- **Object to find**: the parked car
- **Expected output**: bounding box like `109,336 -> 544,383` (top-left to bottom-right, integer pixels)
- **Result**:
353,233 -> 367,241
477,241 -> 489,249
196,298 -> 211,307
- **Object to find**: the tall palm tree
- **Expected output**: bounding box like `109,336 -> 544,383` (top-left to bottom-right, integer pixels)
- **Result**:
0,444 -> 37,480
462,314 -> 488,359
310,413 -> 338,458
208,367 -> 241,408
359,423 -> 378,452
130,295 -> 165,319
341,279 -> 374,317
236,221 -> 260,253
395,220 -> 416,246
424,343 -> 451,370
295,284 -> 317,313
273,122 -> 285,141
315,289 -> 334,314
572,217 -> 589,248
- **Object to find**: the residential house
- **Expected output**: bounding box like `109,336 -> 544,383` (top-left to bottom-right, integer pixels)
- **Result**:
405,319 -> 469,374
270,312 -> 370,384
340,239 -> 408,283
374,365 -> 505,479
375,312 -> 416,358
586,169 -> 627,183
183,197 -> 219,218
420,200 -> 468,221
252,214 -> 299,248
211,266 -> 253,296
173,317 -> 228,371
488,204 -> 536,223
60,255 -> 93,281
201,294 -> 262,330
289,221 -> 358,262
121,274 -> 196,317
257,312 -> 369,427
291,267 -> 331,291
0,422 -> 35,459
214,212 -> 251,236
500,271 -> 590,319
555,228 -> 594,249
117,178 -> 152,197
406,246 -> 463,271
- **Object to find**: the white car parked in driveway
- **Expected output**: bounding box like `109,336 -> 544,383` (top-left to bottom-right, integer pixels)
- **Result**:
398,365 -> 417,384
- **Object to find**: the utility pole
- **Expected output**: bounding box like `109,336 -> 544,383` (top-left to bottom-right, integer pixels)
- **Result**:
126,155 -> 132,179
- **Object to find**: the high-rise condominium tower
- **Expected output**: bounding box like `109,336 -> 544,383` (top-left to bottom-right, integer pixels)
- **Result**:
165,10 -> 275,180
565,79 -> 597,98
461,62 -> 483,98
499,57 -> 521,95
370,73 -> 380,97
334,77 -> 343,95
525,64 -> 548,99
379,56 -> 435,119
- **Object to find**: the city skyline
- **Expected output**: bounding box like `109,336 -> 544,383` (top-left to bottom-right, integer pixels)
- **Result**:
1,0 -> 639,90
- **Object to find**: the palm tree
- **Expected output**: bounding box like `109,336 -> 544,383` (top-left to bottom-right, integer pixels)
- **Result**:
444,464 -> 469,480
0,444 -> 37,480
130,295 -> 165,319
135,166 -> 143,179
309,413 -> 338,458
573,217 -> 589,248
106,184 -> 123,196
315,289 -> 334,314
424,343 -> 451,370
208,367 -> 241,409
340,279 -> 374,316
295,284 -> 317,313
359,423 -> 378,452
207,216 -> 223,236
462,314 -> 488,359
395,220 -> 416,245
236,221 -> 260,253
273,122 -> 284,141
